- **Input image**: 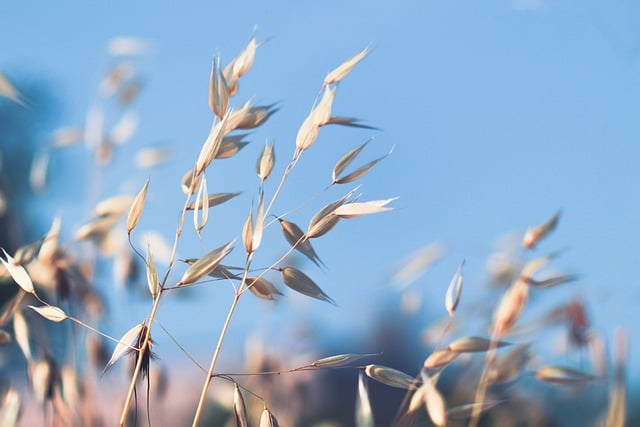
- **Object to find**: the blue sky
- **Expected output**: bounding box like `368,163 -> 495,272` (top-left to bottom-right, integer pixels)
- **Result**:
2,0 -> 639,385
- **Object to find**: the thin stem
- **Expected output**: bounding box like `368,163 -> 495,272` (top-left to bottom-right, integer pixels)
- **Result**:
191,292 -> 241,426
264,149 -> 301,218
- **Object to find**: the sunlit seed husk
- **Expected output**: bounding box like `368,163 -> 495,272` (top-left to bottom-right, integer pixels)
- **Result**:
135,146 -> 172,168
127,178 -> 150,235
0,72 -> 27,106
333,140 -> 371,182
215,139 -> 249,159
95,195 -> 135,217
186,192 -> 241,210
13,310 -> 31,361
311,353 -> 379,368
364,364 -> 416,389
335,155 -> 387,185
278,219 -> 325,268
259,408 -> 280,427
492,279 -> 529,337
109,111 -> 139,146
209,57 -> 229,119
182,259 -> 241,280
246,277 -> 282,300
181,167 -> 200,194
333,198 -> 396,219
534,366 -> 598,384
423,349 -> 459,370
408,384 -> 427,412
146,243 -> 159,298
356,371 -> 374,427
281,267 -> 335,305
0,388 -> 21,426
445,260 -> 464,316
29,150 -> 49,192
178,240 -> 235,286
50,127 -> 84,147
447,336 -> 510,353
295,112 -> 320,152
28,305 -> 68,323
323,46 -> 371,87
231,104 -> 278,130
13,240 -> 41,265
242,208 -> 254,254
1,249 -> 35,294
446,401 -> 503,420
313,86 -> 337,126
103,322 -> 144,375
232,36 -> 258,78
256,141 -> 275,181
525,274 -> 578,289
195,116 -> 227,176
233,384 -> 249,427
306,191 -> 356,238
422,374 -> 446,427
523,210 -> 561,249
193,174 -> 209,234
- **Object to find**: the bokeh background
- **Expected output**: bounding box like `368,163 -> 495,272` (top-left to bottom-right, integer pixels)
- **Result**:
1,0 -> 638,425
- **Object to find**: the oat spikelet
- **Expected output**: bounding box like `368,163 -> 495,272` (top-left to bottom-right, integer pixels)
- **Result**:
127,178 -> 149,235
0,72 -> 27,106
193,174 -> 209,235
195,116 -> 228,176
364,364 -> 416,389
209,56 -> 229,119
13,310 -> 31,361
323,46 -> 371,87
1,249 -> 35,294
424,349 -> 459,370
259,407 -> 280,427
333,139 -> 371,182
181,167 -> 200,195
28,305 -> 68,323
277,219 -> 325,268
95,195 -> 136,217
311,353 -> 379,368
245,277 -> 282,300
102,322 -> 144,375
178,240 -> 235,286
135,146 -> 171,168
39,217 -> 61,266
216,137 -> 249,159
280,267 -> 335,305
146,243 -> 159,298
445,260 -> 464,316
233,384 -> 249,427
356,371 -> 374,427
447,336 -> 510,353
186,192 -> 241,210
333,197 -> 396,218
534,366 -> 598,384
523,210 -> 561,249
0,388 -> 21,426
109,111 -> 139,145
256,141 -> 275,182
334,153 -> 389,185
306,188 -> 358,238
422,373 -> 447,427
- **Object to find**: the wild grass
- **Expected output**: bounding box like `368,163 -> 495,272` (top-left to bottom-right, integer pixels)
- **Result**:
0,34 -> 631,427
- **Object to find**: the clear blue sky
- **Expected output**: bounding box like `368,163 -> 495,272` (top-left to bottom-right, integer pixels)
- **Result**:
2,0 -> 639,383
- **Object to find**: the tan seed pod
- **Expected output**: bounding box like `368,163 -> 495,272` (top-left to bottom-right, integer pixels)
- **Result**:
535,366 -> 598,384
13,310 -> 31,361
295,112 -> 320,152
323,46 -> 371,87
0,388 -> 21,426
323,116 -> 379,130
181,167 -> 200,194
246,277 -> 282,300
333,198 -> 396,218
233,384 -> 249,427
356,371 -> 374,427
215,139 -> 249,159
102,322 -> 144,375
195,117 -> 227,176
127,178 -> 150,235
1,249 -> 35,294
486,344 -> 531,384
407,383 -> 427,413
182,259 -> 241,280
335,154 -> 388,185
146,243 -> 159,298
227,103 -> 278,131
209,57 -> 229,119
423,349 -> 459,370
523,210 -> 561,249
193,174 -> 209,235
492,279 -> 528,337
422,374 -> 446,427
447,336 -> 510,353
0,71 -> 27,106
95,195 -> 135,217
259,407 -> 280,427
281,267 -> 335,305
242,208 -> 254,254
230,36 -> 258,79
445,260 -> 464,316
74,215 -> 119,241
306,189 -> 357,238
28,305 -> 68,323
312,86 -> 336,126
333,140 -> 371,182
178,240 -> 235,286
311,353 -> 379,368
278,219 -> 325,268
256,141 -> 275,182
186,192 -> 241,210
364,364 -> 416,389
